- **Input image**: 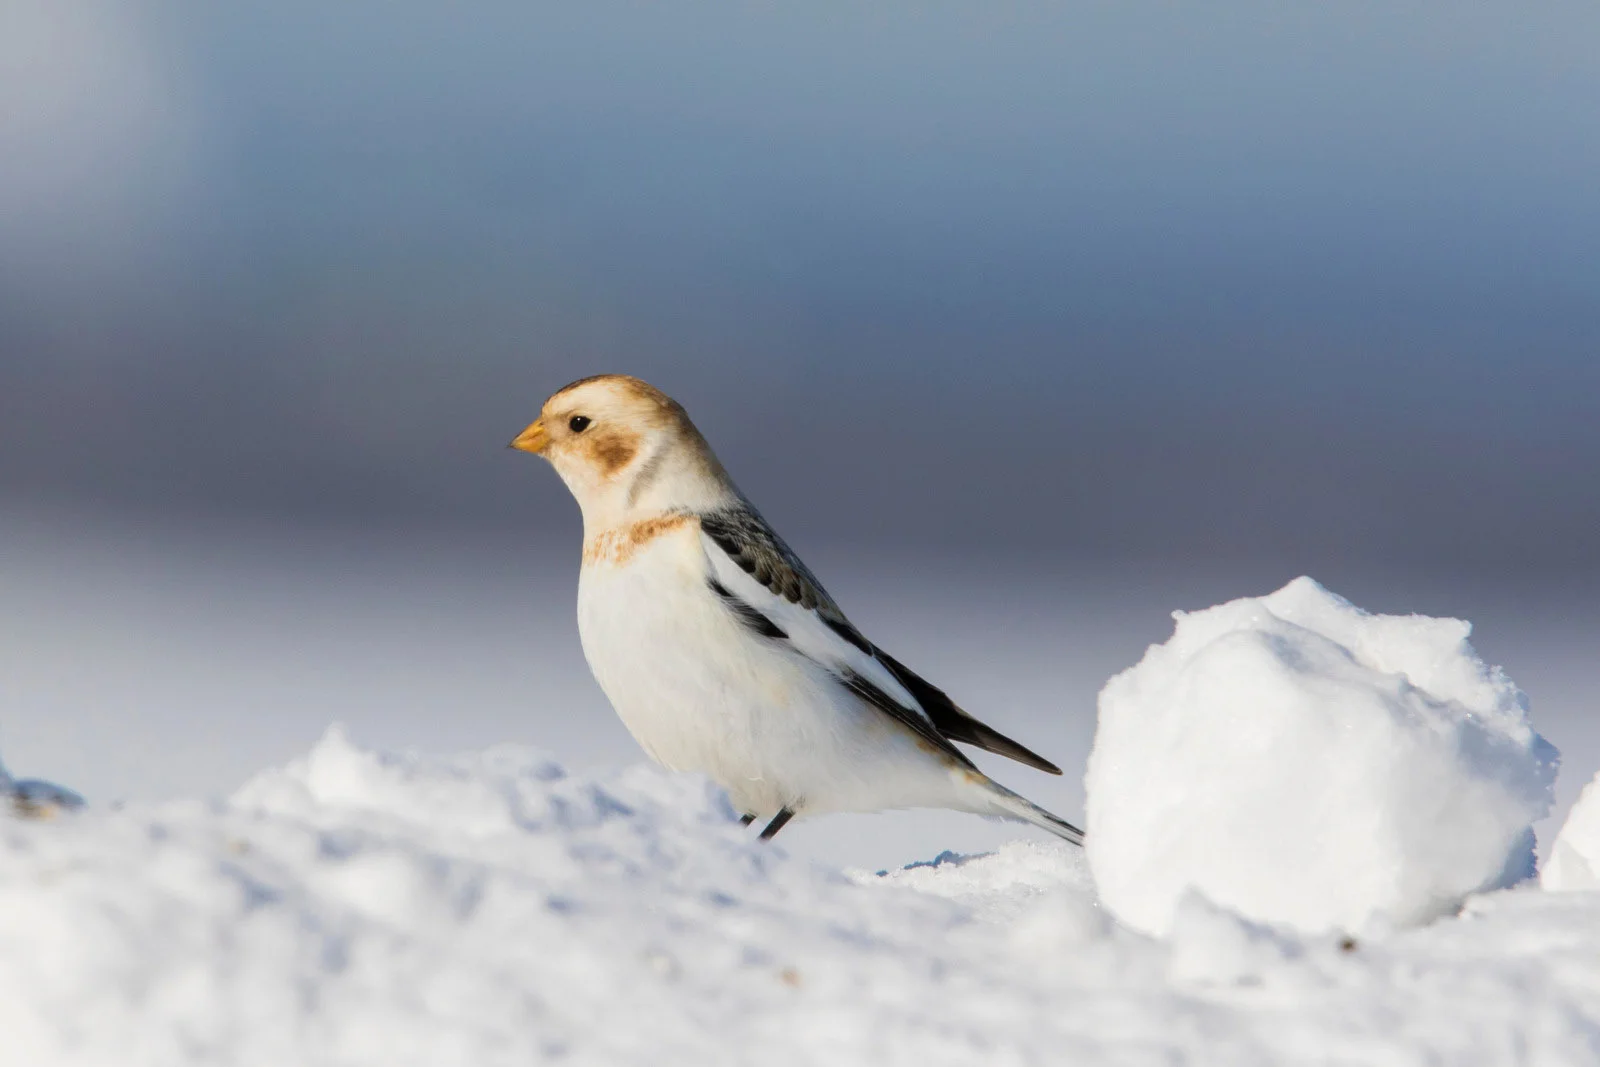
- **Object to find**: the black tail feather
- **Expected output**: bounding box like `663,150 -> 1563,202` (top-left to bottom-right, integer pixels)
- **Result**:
873,647 -> 1063,775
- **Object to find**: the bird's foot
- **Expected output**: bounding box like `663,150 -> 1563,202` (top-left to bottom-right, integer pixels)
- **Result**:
758,807 -> 794,841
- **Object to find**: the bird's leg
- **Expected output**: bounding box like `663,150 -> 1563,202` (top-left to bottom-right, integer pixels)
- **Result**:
758,808 -> 795,841
739,813 -> 757,826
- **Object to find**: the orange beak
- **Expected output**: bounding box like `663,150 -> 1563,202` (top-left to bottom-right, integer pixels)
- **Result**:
508,418 -> 548,455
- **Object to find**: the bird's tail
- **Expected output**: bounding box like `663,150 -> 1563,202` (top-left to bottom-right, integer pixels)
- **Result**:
977,778 -> 1085,846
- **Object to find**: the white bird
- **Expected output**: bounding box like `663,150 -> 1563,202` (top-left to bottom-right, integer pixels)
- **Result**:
511,374 -> 1083,844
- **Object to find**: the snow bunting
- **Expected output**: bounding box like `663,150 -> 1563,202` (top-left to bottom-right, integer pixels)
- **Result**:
510,374 -> 1083,844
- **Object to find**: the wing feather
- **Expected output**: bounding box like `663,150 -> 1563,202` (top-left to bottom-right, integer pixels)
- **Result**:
697,512 -> 923,715
872,647 -> 1063,774
696,504 -> 1056,775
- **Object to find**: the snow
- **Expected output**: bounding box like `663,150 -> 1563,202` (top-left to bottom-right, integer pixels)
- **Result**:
2,727 -> 1599,1065
1544,770 -> 1600,890
0,570 -> 1594,1063
1086,577 -> 1560,937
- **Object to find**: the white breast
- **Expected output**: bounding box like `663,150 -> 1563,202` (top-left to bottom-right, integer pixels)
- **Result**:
577,524 -> 783,808
575,521 -> 969,818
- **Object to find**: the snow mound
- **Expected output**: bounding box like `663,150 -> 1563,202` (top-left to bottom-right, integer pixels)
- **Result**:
1085,576 -> 1559,937
0,726 -> 1050,1066
0,726 -> 844,1064
1544,771 -> 1600,890
4,726 -> 1600,1063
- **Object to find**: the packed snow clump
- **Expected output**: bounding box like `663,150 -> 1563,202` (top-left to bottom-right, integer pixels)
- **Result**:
1085,576 -> 1558,937
1544,771 -> 1600,890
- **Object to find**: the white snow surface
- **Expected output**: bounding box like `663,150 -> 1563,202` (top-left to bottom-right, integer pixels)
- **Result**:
3,727 -> 1600,1065
1545,770 -> 1600,890
1086,577 -> 1559,938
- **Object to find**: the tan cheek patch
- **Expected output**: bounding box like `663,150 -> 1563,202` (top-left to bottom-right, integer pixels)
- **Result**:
584,430 -> 640,478
584,513 -> 695,567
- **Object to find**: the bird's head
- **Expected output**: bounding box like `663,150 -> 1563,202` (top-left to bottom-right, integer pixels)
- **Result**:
510,374 -> 732,528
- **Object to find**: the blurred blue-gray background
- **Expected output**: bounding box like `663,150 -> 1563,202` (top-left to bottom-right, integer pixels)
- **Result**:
2,2 -> 1596,866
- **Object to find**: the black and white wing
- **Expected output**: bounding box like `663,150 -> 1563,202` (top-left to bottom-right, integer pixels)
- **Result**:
697,504 -> 1061,775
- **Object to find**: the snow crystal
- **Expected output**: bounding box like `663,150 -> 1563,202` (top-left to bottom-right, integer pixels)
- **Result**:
1544,770 -> 1600,890
1085,576 -> 1559,937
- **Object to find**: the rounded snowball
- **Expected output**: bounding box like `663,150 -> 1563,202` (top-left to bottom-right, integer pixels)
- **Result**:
1086,577 -> 1558,937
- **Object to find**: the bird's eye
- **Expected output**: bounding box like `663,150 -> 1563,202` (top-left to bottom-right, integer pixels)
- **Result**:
568,415 -> 592,433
